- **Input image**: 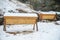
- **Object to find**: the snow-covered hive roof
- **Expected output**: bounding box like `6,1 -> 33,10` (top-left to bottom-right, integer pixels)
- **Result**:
4,13 -> 38,17
37,11 -> 56,14
0,0 -> 35,13
56,12 -> 60,14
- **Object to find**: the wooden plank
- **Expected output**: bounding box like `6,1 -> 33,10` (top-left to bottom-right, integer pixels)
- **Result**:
39,14 -> 56,20
5,17 -> 37,24
4,16 -> 37,19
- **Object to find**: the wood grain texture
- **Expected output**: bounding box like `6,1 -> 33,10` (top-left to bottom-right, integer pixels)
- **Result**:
4,16 -> 37,24
39,14 -> 56,20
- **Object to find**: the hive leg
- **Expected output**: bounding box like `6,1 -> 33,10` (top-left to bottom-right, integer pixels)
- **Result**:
4,19 -> 6,31
33,24 -> 35,30
36,23 -> 38,31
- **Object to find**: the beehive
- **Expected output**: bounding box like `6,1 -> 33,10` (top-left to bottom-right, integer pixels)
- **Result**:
4,13 -> 38,31
38,12 -> 56,20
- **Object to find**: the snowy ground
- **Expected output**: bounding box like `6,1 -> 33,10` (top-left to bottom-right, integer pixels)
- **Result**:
0,22 -> 60,40
0,0 -> 36,13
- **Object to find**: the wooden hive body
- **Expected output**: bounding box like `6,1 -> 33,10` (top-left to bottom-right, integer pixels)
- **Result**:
4,16 -> 37,24
4,13 -> 38,32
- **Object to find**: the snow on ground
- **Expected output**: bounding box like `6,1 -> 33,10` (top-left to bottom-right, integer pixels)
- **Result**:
56,21 -> 60,24
0,22 -> 60,40
0,0 -> 36,13
56,12 -> 60,14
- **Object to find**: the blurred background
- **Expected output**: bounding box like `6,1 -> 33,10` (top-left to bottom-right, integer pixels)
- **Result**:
0,0 -> 60,25
18,0 -> 60,11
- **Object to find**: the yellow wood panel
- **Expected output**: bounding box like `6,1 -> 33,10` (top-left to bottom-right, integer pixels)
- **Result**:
39,14 -> 56,20
42,15 -> 55,19
5,17 -> 37,24
4,16 -> 37,19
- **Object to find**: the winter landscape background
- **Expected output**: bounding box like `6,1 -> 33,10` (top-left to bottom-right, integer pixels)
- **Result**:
0,0 -> 60,40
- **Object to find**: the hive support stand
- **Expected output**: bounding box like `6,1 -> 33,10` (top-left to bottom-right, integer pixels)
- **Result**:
4,24 -> 38,31
3,19 -> 6,31
4,23 -> 38,32
36,23 -> 38,31
33,23 -> 38,31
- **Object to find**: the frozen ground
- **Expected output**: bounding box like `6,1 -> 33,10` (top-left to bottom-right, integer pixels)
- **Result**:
0,22 -> 60,40
0,0 -> 36,13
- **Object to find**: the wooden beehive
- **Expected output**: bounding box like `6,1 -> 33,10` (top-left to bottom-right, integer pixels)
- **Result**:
4,13 -> 38,31
38,12 -> 56,20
